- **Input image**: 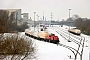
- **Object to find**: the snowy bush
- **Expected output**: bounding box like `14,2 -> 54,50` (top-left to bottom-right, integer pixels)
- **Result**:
0,34 -> 37,60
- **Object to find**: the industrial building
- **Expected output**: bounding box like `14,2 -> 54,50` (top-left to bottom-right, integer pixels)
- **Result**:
3,9 -> 22,20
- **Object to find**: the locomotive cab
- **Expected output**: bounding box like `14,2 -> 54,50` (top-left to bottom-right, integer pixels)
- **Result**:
46,33 -> 59,44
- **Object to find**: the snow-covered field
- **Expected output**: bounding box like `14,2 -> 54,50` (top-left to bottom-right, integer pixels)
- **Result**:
2,25 -> 89,60
19,25 -> 89,60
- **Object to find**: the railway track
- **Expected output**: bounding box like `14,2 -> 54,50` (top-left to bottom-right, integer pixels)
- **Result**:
24,31 -> 81,58
54,27 -> 82,40
50,27 -> 84,45
49,27 -> 85,60
24,27 -> 85,60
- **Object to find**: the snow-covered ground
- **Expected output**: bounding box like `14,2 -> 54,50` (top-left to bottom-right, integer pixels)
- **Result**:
19,25 -> 89,60
1,25 -> 89,60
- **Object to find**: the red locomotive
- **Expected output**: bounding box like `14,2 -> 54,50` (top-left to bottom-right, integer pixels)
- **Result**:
46,33 -> 59,44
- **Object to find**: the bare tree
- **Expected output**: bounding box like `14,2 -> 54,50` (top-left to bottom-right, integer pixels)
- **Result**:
0,10 -> 16,33
74,18 -> 90,35
72,14 -> 80,20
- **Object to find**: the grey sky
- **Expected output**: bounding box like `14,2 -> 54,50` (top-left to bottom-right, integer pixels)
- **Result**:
0,0 -> 90,21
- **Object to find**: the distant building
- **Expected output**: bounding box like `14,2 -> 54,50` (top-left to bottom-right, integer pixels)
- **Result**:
1,9 -> 24,26
3,9 -> 22,20
22,13 -> 29,21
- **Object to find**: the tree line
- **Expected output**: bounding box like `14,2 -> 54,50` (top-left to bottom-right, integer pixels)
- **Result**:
74,18 -> 90,35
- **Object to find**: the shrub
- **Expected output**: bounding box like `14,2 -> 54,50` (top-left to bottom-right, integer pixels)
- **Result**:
0,33 -> 36,60
16,22 -> 29,32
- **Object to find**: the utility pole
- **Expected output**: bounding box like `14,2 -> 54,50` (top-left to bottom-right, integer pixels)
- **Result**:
37,14 -> 39,21
51,13 -> 53,26
37,14 -> 39,32
45,17 -> 46,25
34,12 -> 36,32
43,11 -> 44,21
37,14 -> 39,26
69,9 -> 71,29
68,8 -> 71,42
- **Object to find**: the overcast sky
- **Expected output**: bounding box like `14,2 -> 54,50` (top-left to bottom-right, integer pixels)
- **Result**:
0,0 -> 90,21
